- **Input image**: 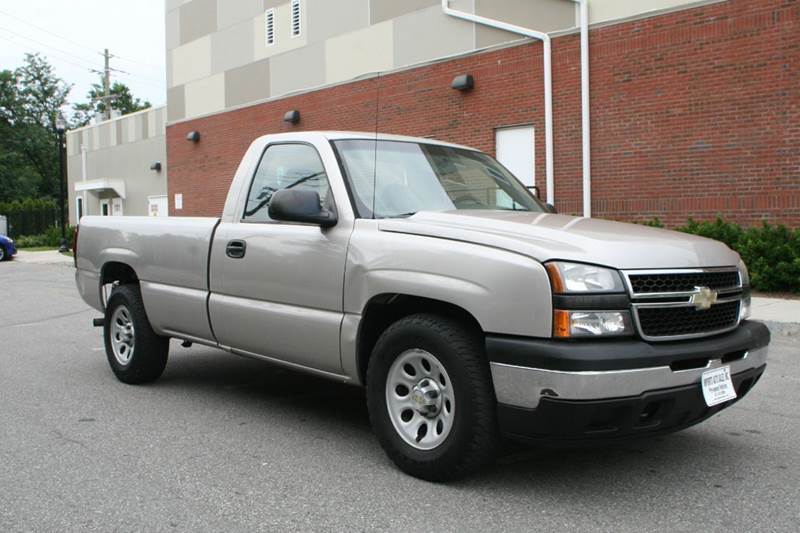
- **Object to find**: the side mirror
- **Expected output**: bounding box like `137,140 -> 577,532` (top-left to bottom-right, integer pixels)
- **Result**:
545,203 -> 557,214
526,185 -> 541,199
268,189 -> 337,227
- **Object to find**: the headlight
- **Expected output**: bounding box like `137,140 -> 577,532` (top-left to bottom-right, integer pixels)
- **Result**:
554,310 -> 634,338
545,261 -> 625,293
737,259 -> 750,287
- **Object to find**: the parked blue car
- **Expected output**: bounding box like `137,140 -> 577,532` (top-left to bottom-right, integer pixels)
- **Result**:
0,234 -> 16,261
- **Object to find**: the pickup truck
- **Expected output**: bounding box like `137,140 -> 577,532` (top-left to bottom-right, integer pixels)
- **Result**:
74,131 -> 770,481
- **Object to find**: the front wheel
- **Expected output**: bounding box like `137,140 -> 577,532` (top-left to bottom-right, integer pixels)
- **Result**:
366,314 -> 498,481
103,284 -> 169,384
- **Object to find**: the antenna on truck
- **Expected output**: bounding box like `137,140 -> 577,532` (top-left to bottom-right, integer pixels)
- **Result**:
371,71 -> 381,219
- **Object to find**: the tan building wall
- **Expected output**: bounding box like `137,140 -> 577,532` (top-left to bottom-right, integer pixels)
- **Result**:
66,106 -> 168,225
166,0 -> 722,123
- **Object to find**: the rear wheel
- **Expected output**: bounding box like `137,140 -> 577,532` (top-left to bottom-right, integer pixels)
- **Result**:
366,314 -> 498,481
103,284 -> 169,384
0,247 -> 5,261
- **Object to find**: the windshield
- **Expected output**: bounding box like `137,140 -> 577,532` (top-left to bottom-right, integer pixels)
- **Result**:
333,140 -> 544,218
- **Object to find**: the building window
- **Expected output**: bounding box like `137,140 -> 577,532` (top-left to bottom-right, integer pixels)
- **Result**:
76,197 -> 83,221
291,0 -> 301,38
265,9 -> 275,46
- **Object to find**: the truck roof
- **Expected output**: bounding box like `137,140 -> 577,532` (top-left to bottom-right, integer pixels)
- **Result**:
260,131 -> 478,151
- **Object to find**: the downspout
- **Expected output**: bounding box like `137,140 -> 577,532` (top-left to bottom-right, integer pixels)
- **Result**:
442,0 -> 591,216
441,0 -> 555,206
81,144 -> 88,216
572,0 -> 591,217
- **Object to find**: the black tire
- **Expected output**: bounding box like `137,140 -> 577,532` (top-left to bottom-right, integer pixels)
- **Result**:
366,313 -> 498,481
103,284 -> 169,384
0,246 -> 6,261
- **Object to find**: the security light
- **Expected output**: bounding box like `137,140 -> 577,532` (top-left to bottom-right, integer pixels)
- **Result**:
283,110 -> 300,124
186,131 -> 200,142
451,74 -> 474,92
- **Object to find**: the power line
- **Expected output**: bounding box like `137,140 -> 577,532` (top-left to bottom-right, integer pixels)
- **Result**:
0,28 -> 164,89
0,34 -> 95,75
0,26 -> 98,68
0,9 -> 165,73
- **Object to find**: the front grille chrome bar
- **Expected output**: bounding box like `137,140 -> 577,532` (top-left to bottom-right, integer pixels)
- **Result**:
621,267 -> 744,342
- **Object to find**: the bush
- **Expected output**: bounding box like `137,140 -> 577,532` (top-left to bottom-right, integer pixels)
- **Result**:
15,226 -> 75,249
648,217 -> 800,293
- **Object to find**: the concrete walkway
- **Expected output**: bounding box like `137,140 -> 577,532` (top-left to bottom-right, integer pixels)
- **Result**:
751,297 -> 800,324
11,250 -> 73,265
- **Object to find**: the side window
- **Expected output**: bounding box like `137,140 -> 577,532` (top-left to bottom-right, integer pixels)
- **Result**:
242,143 -> 332,223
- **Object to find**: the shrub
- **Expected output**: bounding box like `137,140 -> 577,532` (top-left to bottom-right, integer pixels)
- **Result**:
647,217 -> 800,293
15,226 -> 75,249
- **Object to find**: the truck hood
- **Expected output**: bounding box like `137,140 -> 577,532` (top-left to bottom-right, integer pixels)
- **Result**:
378,211 -> 740,269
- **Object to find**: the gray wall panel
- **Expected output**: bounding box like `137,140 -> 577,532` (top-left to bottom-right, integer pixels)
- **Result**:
211,19 -> 255,73
167,85 -> 186,122
225,58 -> 271,108
269,41 -> 325,97
180,0 -> 218,45
307,0 -> 369,43
393,5 -> 473,68
369,0 -> 439,24
218,0 -> 266,29
475,0 -> 575,48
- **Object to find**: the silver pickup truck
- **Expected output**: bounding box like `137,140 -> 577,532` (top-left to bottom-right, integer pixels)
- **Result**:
74,131 -> 770,480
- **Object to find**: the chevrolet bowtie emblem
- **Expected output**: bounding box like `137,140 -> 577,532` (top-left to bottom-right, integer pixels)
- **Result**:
690,286 -> 718,310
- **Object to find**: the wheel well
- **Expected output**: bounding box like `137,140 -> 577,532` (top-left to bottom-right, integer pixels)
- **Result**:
356,294 -> 483,384
101,262 -> 139,286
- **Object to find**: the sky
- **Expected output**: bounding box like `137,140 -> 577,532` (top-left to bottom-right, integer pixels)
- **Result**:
0,0 -> 166,111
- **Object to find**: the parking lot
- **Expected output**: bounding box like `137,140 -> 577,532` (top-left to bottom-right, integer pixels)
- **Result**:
1,260 -> 799,532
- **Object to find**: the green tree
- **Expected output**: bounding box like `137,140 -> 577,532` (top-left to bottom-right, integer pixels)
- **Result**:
72,79 -> 150,126
0,53 -> 72,202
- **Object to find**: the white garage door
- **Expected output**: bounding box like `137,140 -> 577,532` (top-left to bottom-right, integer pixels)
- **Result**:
496,126 -> 535,187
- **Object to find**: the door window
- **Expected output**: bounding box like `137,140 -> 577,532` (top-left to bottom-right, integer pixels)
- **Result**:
243,143 -> 332,223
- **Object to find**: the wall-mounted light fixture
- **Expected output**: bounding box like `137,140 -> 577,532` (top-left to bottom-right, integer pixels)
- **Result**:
185,130 -> 200,142
150,161 -> 162,172
283,110 -> 300,124
451,74 -> 474,92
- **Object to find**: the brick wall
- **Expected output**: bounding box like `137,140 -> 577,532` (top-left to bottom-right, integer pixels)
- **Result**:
167,0 -> 799,227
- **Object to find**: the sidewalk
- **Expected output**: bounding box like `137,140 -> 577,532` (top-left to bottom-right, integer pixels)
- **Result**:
751,297 -> 800,324
12,250 -> 73,265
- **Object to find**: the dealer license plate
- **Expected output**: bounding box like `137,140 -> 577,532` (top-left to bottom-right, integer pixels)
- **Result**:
701,366 -> 737,407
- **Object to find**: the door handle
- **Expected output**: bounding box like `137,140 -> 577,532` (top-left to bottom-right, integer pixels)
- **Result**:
226,239 -> 246,259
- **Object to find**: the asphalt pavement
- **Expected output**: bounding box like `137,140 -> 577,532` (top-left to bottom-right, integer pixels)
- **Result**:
1,260 -> 799,532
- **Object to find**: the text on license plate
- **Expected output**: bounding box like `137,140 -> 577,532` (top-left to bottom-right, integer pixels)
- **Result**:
701,366 -> 737,407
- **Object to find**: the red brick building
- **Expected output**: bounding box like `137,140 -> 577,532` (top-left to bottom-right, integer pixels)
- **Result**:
166,0 -> 799,227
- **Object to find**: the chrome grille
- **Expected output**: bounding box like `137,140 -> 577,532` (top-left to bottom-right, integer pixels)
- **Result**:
628,271 -> 741,295
637,300 -> 740,338
623,268 -> 744,341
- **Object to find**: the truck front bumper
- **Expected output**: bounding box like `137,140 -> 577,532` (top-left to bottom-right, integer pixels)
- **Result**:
487,320 -> 770,442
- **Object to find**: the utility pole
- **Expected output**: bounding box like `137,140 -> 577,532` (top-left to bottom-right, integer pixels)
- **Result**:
103,48 -> 111,120
90,48 -> 118,121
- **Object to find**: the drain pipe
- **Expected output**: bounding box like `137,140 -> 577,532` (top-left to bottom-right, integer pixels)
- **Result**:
572,0 -> 591,217
441,0 -> 555,206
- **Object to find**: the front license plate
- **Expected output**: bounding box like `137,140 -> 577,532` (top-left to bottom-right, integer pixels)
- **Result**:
701,366 -> 737,407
